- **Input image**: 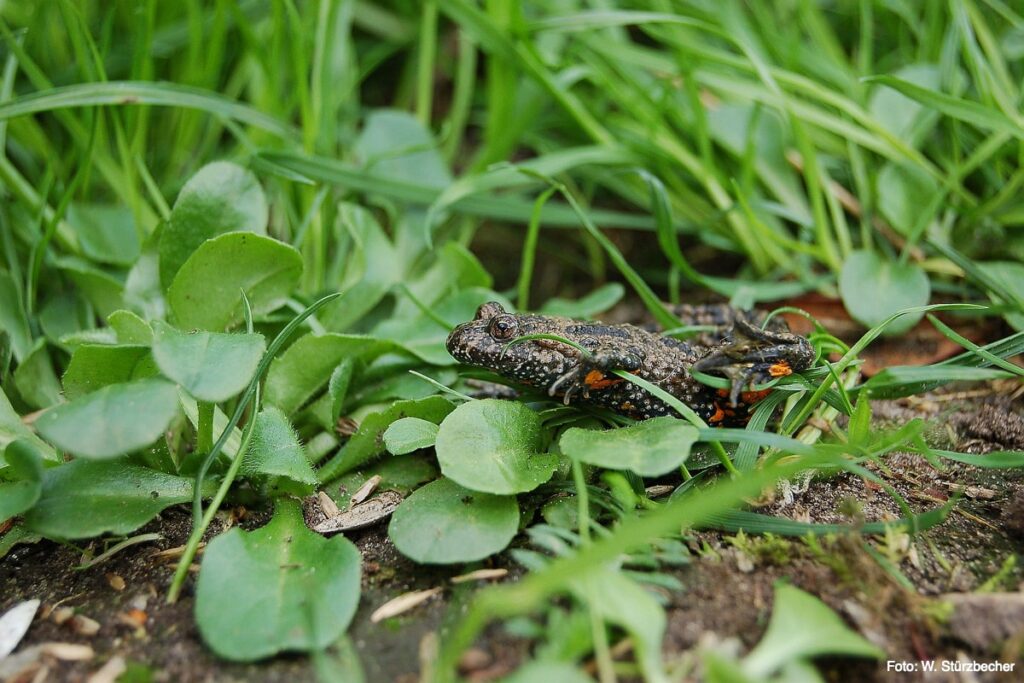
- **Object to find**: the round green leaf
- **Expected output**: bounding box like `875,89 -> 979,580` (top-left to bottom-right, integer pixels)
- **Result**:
152,321 -> 265,402
196,499 -> 361,661
159,161 -> 268,288
383,417 -> 439,455
34,378 -> 179,458
168,232 -> 302,331
838,250 -> 930,335
868,64 -> 941,145
354,110 -> 452,189
388,477 -> 519,564
435,399 -> 555,495
559,417 -> 697,477
22,459 -> 199,539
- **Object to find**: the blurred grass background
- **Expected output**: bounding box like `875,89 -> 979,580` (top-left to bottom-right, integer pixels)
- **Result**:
2,0 -> 1023,329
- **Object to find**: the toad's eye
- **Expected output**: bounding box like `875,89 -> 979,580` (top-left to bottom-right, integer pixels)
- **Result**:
488,315 -> 519,341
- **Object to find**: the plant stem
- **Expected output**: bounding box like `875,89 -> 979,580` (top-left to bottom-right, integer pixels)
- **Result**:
167,388 -> 260,604
196,401 -> 214,456
515,186 -> 554,310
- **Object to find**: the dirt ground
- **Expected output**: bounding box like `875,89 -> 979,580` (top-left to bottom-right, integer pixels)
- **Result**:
3,385 -> 1024,682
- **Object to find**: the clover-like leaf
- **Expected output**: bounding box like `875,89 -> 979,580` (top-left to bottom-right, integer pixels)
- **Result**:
35,379 -> 179,458
388,477 -> 519,564
195,499 -> 361,661
434,399 -> 556,495
839,250 -> 930,335
152,321 -> 265,402
383,417 -> 439,455
168,232 -> 302,331
159,161 -> 268,288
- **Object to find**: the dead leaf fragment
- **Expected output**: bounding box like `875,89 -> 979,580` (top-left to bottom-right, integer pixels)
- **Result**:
0,599 -> 40,659
87,656 -> 126,683
312,490 -> 404,534
0,642 -> 94,681
40,642 -> 94,660
370,587 -> 442,623
149,543 -> 205,563
350,475 -> 382,506
644,485 -> 674,498
450,568 -> 508,584
317,490 -> 341,518
457,647 -> 492,673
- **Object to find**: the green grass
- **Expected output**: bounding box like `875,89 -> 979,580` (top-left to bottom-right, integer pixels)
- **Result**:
1,1 -> 1023,681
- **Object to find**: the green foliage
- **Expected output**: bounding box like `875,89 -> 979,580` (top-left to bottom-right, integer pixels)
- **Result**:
264,334 -> 399,414
742,583 -> 883,678
241,407 -> 318,495
3,1 -> 1024,677
168,233 -> 303,331
435,399 -> 557,495
195,500 -> 361,661
61,344 -> 155,399
839,251 -> 930,334
388,477 -> 519,564
22,460 -> 201,539
0,441 -> 44,524
560,416 -> 696,477
383,417 -> 440,455
35,379 -> 179,459
319,396 -> 455,481
151,322 -> 265,402
158,162 -> 268,289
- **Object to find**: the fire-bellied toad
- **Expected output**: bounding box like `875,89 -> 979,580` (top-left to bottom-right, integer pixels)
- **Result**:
446,302 -> 815,426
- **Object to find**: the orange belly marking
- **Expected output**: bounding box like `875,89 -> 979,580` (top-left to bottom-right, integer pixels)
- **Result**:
584,370 -> 623,390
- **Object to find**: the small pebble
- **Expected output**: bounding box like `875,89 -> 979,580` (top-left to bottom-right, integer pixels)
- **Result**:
458,647 -> 492,672
70,614 -> 101,636
106,574 -> 126,592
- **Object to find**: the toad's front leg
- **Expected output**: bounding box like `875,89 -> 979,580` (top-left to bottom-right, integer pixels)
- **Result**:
547,346 -> 644,404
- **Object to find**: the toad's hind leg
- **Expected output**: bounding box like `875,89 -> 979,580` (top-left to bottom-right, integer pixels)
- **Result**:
668,303 -> 787,345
